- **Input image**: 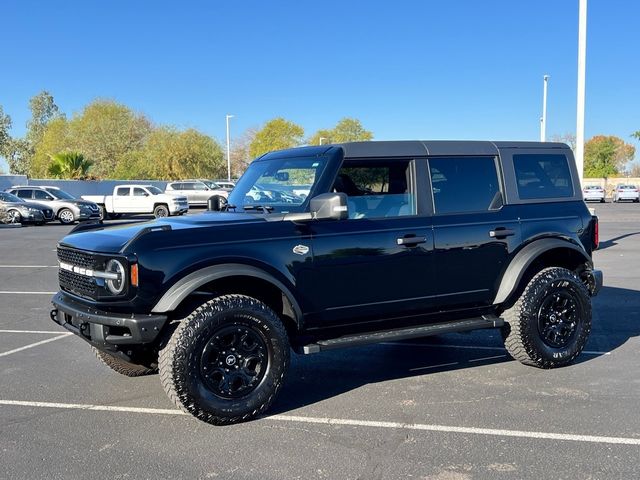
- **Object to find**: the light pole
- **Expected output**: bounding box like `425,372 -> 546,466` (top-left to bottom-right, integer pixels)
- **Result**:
576,0 -> 588,184
540,75 -> 550,142
319,137 -> 326,145
226,114 -> 234,181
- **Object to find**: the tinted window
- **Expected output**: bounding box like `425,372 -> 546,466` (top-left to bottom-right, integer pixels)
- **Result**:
333,160 -> 415,218
34,189 -> 54,200
15,189 -> 32,199
429,157 -> 500,214
171,183 -> 182,190
116,187 -> 130,196
133,188 -> 147,197
182,182 -> 196,190
513,154 -> 574,199
192,182 -> 207,191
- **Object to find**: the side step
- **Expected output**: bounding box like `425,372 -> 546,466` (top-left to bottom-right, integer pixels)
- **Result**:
300,315 -> 503,354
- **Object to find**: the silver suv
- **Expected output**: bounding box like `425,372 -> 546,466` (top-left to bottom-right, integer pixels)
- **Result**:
7,186 -> 101,224
165,179 -> 228,206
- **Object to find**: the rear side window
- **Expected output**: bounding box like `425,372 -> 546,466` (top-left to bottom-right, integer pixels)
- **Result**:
15,189 -> 32,199
429,157 -> 500,214
513,154 -> 574,199
116,187 -> 130,196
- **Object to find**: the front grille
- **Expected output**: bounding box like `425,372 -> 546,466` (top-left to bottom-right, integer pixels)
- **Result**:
59,269 -> 97,299
57,247 -> 96,269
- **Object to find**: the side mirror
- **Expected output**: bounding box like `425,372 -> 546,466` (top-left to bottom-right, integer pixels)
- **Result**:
310,193 -> 348,220
208,195 -> 227,211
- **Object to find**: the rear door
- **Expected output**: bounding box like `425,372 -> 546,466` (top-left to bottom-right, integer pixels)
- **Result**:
427,156 -> 521,308
307,158 -> 436,327
112,186 -> 132,212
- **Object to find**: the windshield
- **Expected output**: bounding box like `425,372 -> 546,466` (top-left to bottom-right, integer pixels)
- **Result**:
0,192 -> 24,203
147,186 -> 163,195
44,188 -> 76,200
228,156 -> 327,212
202,180 -> 219,189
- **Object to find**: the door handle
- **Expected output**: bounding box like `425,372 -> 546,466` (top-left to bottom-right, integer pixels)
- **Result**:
489,228 -> 516,238
397,235 -> 427,246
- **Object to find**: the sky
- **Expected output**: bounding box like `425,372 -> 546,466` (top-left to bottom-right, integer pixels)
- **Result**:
1,0 -> 639,172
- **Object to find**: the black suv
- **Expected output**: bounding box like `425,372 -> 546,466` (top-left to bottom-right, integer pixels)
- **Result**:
50,141 -> 602,425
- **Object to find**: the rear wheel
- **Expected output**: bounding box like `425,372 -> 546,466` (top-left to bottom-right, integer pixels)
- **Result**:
501,267 -> 591,368
159,294 -> 290,425
7,209 -> 21,224
92,347 -> 157,377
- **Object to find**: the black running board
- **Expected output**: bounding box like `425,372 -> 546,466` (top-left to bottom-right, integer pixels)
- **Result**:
299,315 -> 503,354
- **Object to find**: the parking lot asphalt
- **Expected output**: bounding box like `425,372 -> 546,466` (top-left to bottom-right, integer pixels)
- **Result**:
1,204 -> 639,479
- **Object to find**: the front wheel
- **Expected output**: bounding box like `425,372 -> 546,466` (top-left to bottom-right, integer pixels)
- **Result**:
501,267 -> 591,369
153,205 -> 169,218
159,294 -> 290,425
58,208 -> 75,225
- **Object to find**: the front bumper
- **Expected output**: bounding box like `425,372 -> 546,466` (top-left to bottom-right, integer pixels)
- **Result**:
50,292 -> 167,348
20,211 -> 45,223
78,211 -> 101,221
169,205 -> 189,215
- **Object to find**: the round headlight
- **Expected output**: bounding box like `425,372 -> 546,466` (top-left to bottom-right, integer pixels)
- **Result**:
105,259 -> 126,294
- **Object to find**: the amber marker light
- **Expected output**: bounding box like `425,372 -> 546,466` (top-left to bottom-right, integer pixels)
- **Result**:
130,263 -> 139,287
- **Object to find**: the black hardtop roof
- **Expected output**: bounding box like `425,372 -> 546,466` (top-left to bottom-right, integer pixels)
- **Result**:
259,140 -> 570,160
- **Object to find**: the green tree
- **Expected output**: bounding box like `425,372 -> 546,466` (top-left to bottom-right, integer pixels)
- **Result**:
0,106 -> 12,159
230,127 -> 257,177
114,127 -> 225,180
249,118 -> 304,158
27,91 -> 62,147
48,152 -> 94,179
632,131 -> 640,141
584,135 -> 635,178
30,117 -> 70,177
307,117 -> 374,146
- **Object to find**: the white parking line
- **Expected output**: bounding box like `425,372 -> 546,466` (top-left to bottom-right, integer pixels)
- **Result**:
0,291 -> 56,295
0,265 -> 57,268
0,330 -> 72,335
382,342 -> 611,356
0,334 -> 70,358
1,399 -> 639,446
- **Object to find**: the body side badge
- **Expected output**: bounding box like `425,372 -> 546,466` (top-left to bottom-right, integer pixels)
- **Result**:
293,245 -> 310,256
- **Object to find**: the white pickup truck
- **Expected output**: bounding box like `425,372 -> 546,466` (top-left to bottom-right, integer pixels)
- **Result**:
83,185 -> 189,220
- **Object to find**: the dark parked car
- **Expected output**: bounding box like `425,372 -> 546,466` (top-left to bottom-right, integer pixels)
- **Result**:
7,186 -> 100,224
51,141 -> 602,426
0,191 -> 54,225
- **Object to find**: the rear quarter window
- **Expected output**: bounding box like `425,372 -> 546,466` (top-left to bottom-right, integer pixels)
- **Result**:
513,154 -> 574,200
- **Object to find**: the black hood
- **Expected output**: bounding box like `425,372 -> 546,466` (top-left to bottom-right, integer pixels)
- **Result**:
59,211 -> 267,254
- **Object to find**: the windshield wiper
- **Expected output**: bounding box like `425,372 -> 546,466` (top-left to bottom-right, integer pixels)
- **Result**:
243,205 -> 274,214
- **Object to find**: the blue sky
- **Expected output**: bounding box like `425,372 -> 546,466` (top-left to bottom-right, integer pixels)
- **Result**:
2,0 -> 639,171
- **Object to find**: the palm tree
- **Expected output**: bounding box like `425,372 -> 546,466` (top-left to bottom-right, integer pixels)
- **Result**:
48,152 -> 94,179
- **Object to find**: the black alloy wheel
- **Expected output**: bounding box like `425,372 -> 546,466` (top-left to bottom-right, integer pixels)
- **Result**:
537,290 -> 580,348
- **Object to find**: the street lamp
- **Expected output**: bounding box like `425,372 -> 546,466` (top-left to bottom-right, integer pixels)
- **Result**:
319,137 -> 326,145
226,114 -> 234,182
576,0 -> 588,184
540,75 -> 550,142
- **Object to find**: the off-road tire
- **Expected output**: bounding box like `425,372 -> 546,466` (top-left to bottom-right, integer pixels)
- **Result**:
159,294 -> 290,425
92,347 -> 157,377
58,208 -> 75,225
501,267 -> 591,368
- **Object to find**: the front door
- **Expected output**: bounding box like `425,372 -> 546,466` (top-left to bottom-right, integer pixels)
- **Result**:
305,158 -> 436,328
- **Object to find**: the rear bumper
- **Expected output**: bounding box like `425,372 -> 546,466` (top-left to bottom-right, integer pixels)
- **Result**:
50,292 -> 167,348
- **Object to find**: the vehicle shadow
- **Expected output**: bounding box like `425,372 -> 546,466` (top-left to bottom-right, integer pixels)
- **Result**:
598,232 -> 640,250
269,285 -> 639,415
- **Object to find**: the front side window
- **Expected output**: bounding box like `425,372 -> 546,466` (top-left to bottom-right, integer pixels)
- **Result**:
34,189 -> 54,200
133,188 -> 147,197
333,160 -> 415,219
429,157 -> 500,214
513,154 -> 573,199
228,156 -> 328,212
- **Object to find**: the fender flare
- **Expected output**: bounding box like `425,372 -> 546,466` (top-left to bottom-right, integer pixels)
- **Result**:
493,238 -> 591,305
151,263 -> 303,325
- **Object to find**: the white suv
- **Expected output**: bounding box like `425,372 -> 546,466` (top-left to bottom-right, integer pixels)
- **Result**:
165,180 -> 228,206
